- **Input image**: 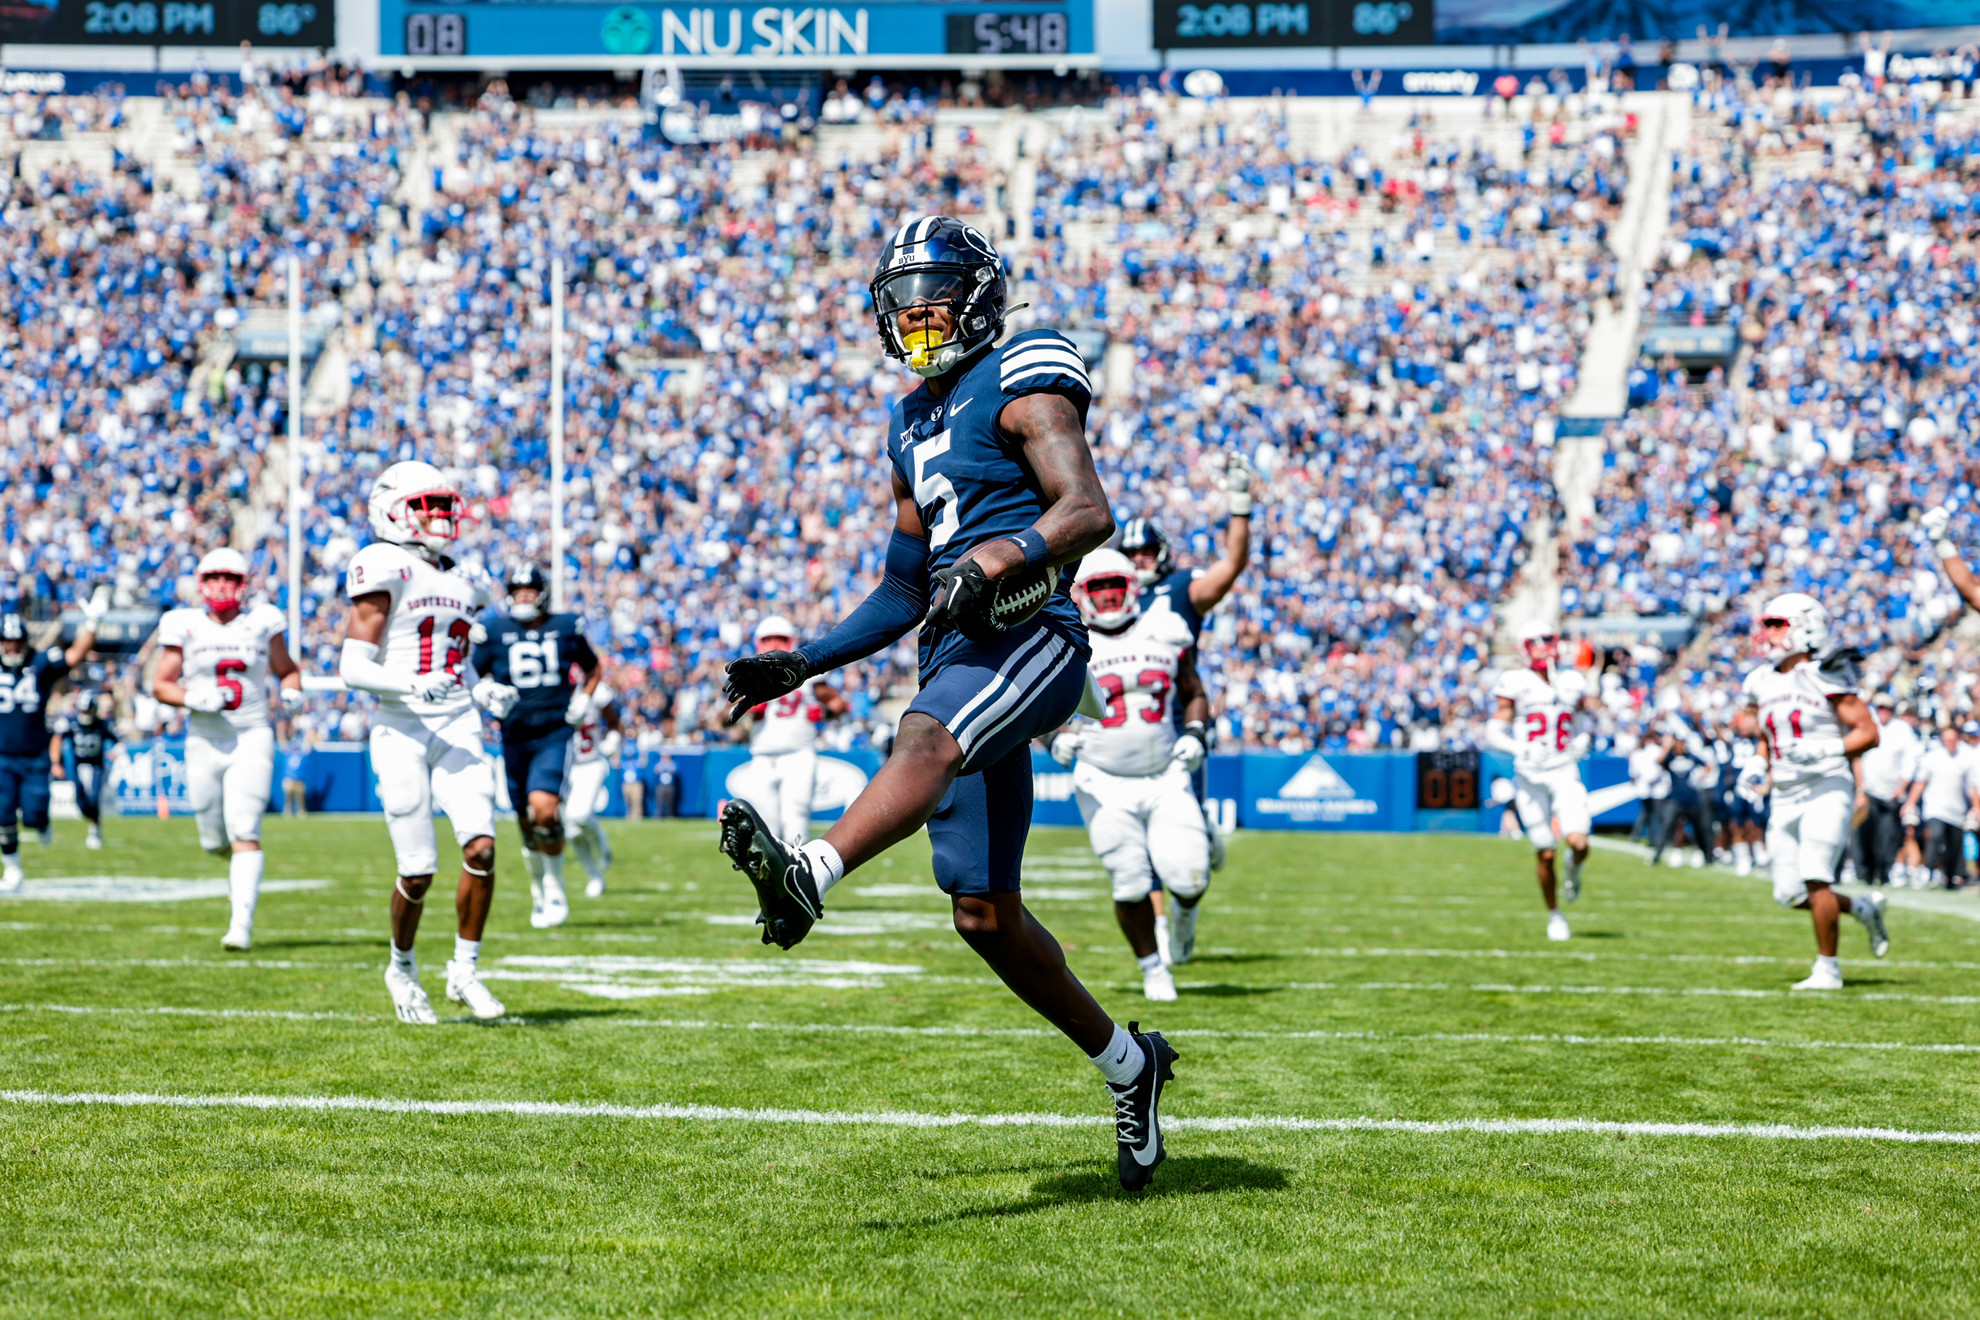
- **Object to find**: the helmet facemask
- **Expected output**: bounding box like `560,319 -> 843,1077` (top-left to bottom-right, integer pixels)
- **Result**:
509,585 -> 545,625
874,267 -> 1000,379
199,572 -> 248,619
1073,572 -> 1140,635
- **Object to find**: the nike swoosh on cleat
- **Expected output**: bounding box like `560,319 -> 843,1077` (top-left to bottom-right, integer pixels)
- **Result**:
1129,1131 -> 1162,1166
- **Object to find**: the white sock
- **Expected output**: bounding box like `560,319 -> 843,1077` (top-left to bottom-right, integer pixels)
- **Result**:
1090,1022 -> 1146,1086
801,839 -> 846,898
520,848 -> 546,882
1137,951 -> 1164,975
1815,954 -> 1841,975
568,830 -> 598,878
391,943 -> 416,973
228,850 -> 264,923
1734,842 -> 1751,866
543,852 -> 566,885
454,935 -> 480,968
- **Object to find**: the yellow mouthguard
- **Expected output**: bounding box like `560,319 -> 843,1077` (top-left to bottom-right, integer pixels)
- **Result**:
903,327 -> 946,368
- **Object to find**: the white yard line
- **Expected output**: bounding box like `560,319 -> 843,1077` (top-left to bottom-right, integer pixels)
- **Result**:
10,1003 -> 1980,1055
1276,980 -> 1980,1004
4,1087 -> 1979,1145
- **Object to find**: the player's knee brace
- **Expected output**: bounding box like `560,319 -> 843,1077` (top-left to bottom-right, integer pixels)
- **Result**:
1108,866 -> 1156,904
1162,866 -> 1209,902
532,815 -> 564,850
1772,873 -> 1809,909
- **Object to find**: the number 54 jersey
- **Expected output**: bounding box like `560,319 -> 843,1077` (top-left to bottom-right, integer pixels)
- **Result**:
156,603 -> 289,739
1078,610 -> 1197,777
344,543 -> 488,721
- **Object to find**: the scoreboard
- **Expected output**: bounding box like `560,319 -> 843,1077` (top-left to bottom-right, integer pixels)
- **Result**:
0,0 -> 331,45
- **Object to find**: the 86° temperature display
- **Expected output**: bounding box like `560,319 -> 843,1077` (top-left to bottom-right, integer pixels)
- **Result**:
945,10 -> 1067,54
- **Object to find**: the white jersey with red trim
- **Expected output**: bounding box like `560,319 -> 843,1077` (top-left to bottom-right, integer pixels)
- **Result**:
343,542 -> 487,720
1079,610 -> 1195,777
1741,656 -> 1854,796
156,602 -> 288,739
1490,665 -> 1588,776
572,685 -> 617,765
750,677 -> 825,755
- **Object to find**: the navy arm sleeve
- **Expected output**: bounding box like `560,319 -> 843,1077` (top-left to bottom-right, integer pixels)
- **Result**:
571,630 -> 600,675
797,529 -> 930,676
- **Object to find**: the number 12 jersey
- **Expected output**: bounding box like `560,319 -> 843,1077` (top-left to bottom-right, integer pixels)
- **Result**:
344,542 -> 488,720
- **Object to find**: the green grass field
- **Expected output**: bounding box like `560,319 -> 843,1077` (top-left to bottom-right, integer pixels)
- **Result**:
4,815 -> 1979,1318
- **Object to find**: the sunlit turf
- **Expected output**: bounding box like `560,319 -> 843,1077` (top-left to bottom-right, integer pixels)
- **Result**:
3,814 -> 1977,1317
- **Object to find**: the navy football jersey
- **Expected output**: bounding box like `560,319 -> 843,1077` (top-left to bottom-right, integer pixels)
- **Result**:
888,329 -> 1094,675
1139,568 -> 1205,644
58,688 -> 110,763
0,648 -> 68,757
469,612 -> 599,739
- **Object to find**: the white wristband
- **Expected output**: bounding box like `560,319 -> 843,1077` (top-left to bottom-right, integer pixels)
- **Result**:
1936,538 -> 1960,560
338,638 -> 413,697
1228,491 -> 1252,517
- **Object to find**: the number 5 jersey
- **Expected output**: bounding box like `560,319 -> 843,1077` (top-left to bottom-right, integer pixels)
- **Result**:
155,602 -> 290,738
343,542 -> 488,721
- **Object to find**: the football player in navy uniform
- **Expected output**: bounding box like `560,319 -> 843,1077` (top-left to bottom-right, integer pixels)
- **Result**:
717,216 -> 1178,1189
51,669 -> 114,851
0,595 -> 106,891
468,562 -> 601,929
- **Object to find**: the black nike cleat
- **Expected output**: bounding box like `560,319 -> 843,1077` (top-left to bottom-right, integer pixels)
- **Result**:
717,799 -> 821,949
1109,1021 -> 1178,1191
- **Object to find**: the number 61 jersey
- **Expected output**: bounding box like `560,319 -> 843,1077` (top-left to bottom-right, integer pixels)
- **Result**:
1489,665 -> 1588,778
469,609 -> 599,739
156,602 -> 289,738
344,542 -> 488,720
1078,610 -> 1196,777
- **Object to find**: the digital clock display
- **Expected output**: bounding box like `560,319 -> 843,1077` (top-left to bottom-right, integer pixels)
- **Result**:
945,10 -> 1068,55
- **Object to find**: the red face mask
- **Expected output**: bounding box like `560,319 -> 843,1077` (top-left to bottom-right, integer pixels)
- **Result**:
201,573 -> 247,615
1083,575 -> 1133,617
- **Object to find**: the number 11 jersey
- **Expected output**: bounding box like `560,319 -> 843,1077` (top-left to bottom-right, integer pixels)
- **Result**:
156,603 -> 289,739
344,542 -> 488,721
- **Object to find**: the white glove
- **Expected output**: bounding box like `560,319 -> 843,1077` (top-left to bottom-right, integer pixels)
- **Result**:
79,584 -> 110,628
280,687 -> 306,714
410,669 -> 460,702
1922,503 -> 1959,559
565,689 -> 591,726
1219,452 -> 1255,517
472,679 -> 520,719
1568,732 -> 1591,760
1049,730 -> 1082,768
1783,735 -> 1846,765
1903,803 -> 1922,827
599,729 -> 624,760
182,685 -> 228,713
1170,730 -> 1208,773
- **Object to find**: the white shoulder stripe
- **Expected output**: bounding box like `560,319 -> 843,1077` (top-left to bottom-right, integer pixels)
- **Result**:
1002,356 -> 1092,385
1002,343 -> 1091,370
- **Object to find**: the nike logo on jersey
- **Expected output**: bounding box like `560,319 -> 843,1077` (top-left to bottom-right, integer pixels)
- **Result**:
948,396 -> 972,417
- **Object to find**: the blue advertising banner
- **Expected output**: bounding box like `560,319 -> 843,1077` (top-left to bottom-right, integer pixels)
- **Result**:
1238,750 -> 1419,833
382,0 -> 1092,63
1435,0 -> 1967,44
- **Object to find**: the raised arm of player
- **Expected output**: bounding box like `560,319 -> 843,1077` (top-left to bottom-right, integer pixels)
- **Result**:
1923,505 -> 1980,614
959,391 -> 1115,580
1187,454 -> 1254,612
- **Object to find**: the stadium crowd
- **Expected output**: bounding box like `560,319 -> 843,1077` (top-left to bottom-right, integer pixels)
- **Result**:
23,66 -> 1980,780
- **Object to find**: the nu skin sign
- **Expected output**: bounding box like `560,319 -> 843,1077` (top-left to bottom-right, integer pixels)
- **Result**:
384,0 -> 1092,61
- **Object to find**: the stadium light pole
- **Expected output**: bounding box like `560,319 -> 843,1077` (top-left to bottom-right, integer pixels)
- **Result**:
549,253 -> 566,614
287,255 -> 302,650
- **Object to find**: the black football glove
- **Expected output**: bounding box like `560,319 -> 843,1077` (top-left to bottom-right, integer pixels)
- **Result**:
723,650 -> 811,725
922,560 -> 1006,644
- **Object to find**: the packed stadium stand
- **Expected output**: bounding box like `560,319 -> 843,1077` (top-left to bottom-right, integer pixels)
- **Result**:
5,65 -> 1970,765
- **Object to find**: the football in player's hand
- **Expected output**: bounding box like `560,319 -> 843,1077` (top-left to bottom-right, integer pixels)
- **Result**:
923,560 -> 1059,644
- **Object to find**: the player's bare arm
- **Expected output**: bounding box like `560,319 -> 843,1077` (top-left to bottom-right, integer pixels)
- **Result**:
1187,499 -> 1251,613
957,391 -> 1113,580
268,635 -> 302,694
345,593 -> 391,646
1921,505 -> 1980,612
153,647 -> 190,707
1176,649 -> 1210,727
48,728 -> 64,781
812,680 -> 851,719
1831,693 -> 1879,757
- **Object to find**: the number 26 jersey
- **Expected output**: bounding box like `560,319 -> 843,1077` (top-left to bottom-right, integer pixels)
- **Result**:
344,542 -> 488,721
1490,666 -> 1588,777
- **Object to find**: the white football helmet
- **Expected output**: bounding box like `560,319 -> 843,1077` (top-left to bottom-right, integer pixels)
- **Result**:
753,614 -> 798,650
1515,618 -> 1560,672
1071,549 -> 1140,634
195,546 -> 251,614
1757,592 -> 1830,659
368,461 -> 462,553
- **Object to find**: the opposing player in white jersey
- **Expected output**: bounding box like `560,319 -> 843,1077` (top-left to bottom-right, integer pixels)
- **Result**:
1051,550 -> 1212,1002
563,685 -> 623,897
152,548 -> 303,951
337,461 -> 506,1024
731,615 -> 848,843
1486,621 -> 1596,942
1741,593 -> 1888,989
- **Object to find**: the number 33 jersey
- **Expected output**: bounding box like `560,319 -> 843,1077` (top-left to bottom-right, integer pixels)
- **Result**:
469,611 -> 599,740
1490,666 -> 1588,777
344,542 -> 488,721
1078,610 -> 1196,777
156,603 -> 289,739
